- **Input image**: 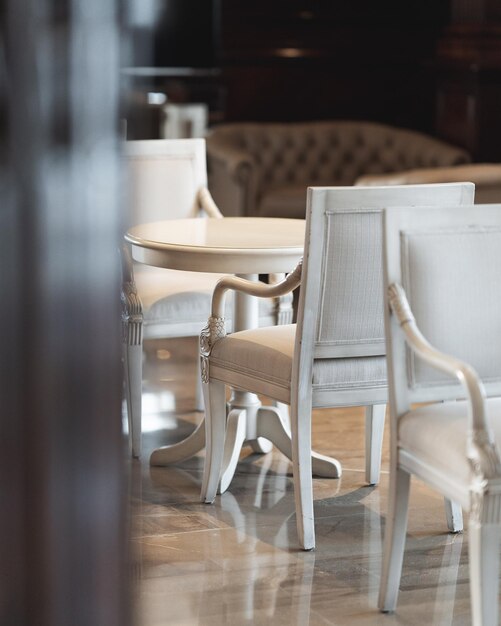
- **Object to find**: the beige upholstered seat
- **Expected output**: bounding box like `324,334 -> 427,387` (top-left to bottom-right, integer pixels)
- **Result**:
380,203 -> 501,625
134,266 -> 275,337
206,121 -> 471,218
210,324 -> 387,405
121,139 -> 282,458
398,399 -> 501,486
199,182 -> 474,551
356,162 -> 501,204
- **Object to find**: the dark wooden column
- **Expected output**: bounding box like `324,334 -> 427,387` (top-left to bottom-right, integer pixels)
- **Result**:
435,0 -> 501,160
0,1 -> 131,625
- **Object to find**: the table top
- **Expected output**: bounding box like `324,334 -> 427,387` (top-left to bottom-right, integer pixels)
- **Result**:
125,217 -> 305,274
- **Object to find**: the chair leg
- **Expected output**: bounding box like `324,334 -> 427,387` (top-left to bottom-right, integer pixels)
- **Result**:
200,378 -> 227,503
291,400 -> 315,550
378,467 -> 411,613
194,358 -> 205,412
124,341 -> 143,458
469,519 -> 501,626
365,404 -> 386,485
444,498 -> 464,533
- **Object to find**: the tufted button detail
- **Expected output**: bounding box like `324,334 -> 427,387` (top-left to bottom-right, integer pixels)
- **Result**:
206,122 -> 471,215
344,152 -> 353,165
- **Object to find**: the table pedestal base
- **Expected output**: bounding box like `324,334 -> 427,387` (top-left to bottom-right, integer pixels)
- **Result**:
150,391 -> 341,493
219,400 -> 341,494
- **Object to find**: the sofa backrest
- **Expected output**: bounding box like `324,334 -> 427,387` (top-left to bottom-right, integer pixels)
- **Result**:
207,121 -> 471,192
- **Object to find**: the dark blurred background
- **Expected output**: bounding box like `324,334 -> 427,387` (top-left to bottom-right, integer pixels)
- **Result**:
123,0 -> 501,162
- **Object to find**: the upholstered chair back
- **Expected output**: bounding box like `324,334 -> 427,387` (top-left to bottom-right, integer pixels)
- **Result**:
124,138 -> 207,226
384,204 -> 501,406
294,185 -> 475,394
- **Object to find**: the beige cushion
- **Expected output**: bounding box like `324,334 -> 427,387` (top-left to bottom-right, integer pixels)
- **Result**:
210,324 -> 387,403
135,265 -> 275,328
399,397 -> 501,484
355,163 -> 501,204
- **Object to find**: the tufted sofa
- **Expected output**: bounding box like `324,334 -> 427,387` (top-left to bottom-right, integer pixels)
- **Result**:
206,121 -> 471,218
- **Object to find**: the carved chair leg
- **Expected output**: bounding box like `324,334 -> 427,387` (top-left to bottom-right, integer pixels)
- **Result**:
194,358 -> 205,412
121,274 -> 143,458
124,341 -> 143,458
200,378 -> 227,503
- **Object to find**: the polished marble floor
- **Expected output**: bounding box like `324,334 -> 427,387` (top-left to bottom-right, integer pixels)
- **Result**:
128,337 -> 478,626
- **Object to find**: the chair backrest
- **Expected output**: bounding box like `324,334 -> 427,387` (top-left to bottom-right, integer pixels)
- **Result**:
383,203 -> 501,409
123,138 -> 208,227
296,183 -> 474,361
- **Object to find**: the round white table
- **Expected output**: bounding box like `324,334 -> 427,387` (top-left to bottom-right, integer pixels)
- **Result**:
125,217 -> 339,491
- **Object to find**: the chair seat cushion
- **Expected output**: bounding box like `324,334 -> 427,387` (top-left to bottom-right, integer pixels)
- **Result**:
398,397 -> 501,484
135,265 -> 230,324
210,324 -> 387,403
135,265 -> 276,328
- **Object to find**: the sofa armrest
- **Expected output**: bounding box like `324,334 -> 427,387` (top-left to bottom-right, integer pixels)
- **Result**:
206,132 -> 267,216
355,164 -> 501,204
206,140 -> 255,185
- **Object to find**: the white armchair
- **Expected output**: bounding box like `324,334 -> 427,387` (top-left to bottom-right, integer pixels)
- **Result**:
380,203 -> 501,625
199,182 -> 474,550
122,139 -> 288,458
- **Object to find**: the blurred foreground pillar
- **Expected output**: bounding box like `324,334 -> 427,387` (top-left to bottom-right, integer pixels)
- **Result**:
0,1 -> 130,625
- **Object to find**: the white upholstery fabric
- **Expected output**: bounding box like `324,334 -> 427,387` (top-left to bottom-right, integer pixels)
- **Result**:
136,265 -> 276,329
318,210 -> 384,350
399,398 -> 501,484
402,228 -> 501,388
136,266 -> 228,324
210,324 -> 387,403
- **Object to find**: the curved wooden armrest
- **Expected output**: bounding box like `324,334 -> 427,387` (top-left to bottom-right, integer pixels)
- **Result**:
198,187 -> 223,218
211,260 -> 302,318
388,283 -> 501,479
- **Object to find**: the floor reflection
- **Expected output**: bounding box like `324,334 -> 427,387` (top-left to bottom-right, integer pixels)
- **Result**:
129,338 -> 476,625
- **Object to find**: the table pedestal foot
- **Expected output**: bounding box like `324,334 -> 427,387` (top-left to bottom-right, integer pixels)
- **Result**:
150,420 -> 205,466
255,406 -> 342,478
218,399 -> 342,493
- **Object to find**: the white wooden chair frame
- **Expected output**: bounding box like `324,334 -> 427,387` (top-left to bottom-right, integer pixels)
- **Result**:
121,139 -> 223,458
199,183 -> 474,550
121,139 -> 293,458
380,203 -> 501,625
